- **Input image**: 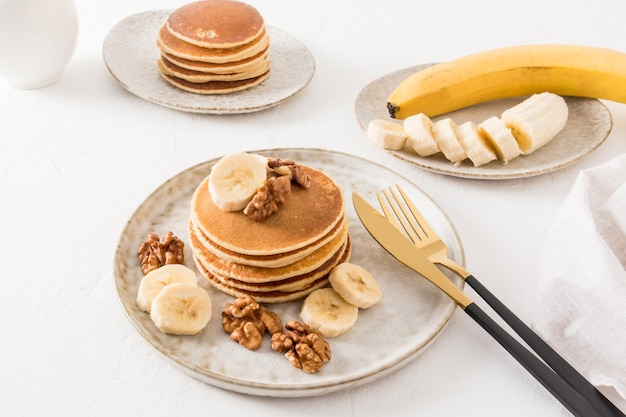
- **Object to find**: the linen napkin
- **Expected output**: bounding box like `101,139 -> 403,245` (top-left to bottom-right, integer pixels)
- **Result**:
534,153 -> 626,399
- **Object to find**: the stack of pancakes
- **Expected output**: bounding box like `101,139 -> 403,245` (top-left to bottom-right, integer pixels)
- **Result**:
188,164 -> 351,303
157,0 -> 271,94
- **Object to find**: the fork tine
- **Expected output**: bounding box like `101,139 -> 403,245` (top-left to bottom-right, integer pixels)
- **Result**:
377,188 -> 423,244
395,185 -> 437,239
376,192 -> 401,230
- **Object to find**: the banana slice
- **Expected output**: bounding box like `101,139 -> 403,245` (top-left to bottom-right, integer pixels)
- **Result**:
328,262 -> 382,309
501,92 -> 569,154
150,282 -> 212,335
456,121 -> 497,167
366,119 -> 407,151
431,118 -> 467,166
403,113 -> 440,156
208,152 -> 268,211
477,116 -> 521,164
300,287 -> 359,338
136,264 -> 198,313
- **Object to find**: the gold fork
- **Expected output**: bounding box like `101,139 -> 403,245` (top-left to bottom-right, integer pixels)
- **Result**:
377,185 -> 470,278
377,184 -> 624,417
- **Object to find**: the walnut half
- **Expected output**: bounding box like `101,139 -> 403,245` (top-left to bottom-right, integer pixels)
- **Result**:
137,231 -> 184,275
271,321 -> 331,374
243,176 -> 291,221
222,296 -> 283,350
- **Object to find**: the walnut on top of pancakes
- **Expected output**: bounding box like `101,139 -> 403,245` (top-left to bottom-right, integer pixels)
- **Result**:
157,0 -> 271,94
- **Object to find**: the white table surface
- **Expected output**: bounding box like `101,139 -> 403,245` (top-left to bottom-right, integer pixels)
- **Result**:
2,0 -> 625,415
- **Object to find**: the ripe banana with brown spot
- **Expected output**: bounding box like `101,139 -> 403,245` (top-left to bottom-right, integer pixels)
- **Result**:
386,44 -> 626,119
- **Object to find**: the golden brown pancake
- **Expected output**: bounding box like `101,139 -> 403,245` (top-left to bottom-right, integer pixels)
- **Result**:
157,24 -> 269,64
188,214 -> 347,268
161,47 -> 269,74
192,236 -> 352,303
190,165 -> 345,256
158,55 -> 270,83
192,234 -> 350,292
189,220 -> 349,283
157,62 -> 270,94
166,0 -> 265,49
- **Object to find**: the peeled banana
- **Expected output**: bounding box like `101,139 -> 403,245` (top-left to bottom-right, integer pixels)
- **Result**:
501,92 -> 569,154
366,92 -> 568,167
387,44 -> 626,119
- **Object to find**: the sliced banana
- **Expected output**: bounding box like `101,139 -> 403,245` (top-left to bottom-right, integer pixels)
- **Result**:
136,264 -> 198,313
366,119 -> 407,151
477,116 -> 521,164
150,282 -> 212,335
300,287 -> 359,338
403,113 -> 440,156
328,262 -> 382,309
501,92 -> 569,154
456,121 -> 497,167
208,152 -> 268,212
431,118 -> 467,166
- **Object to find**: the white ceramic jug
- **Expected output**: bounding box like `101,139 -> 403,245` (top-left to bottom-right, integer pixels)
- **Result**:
0,0 -> 78,89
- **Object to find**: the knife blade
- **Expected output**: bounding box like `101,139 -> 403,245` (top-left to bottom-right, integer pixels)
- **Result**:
352,191 -> 601,417
352,192 -> 471,308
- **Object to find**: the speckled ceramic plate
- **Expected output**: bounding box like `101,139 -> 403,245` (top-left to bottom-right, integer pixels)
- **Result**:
355,64 -> 613,179
103,10 -> 315,114
114,148 -> 465,397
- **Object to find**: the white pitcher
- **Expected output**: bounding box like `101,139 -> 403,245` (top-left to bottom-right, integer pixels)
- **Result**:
0,0 -> 78,89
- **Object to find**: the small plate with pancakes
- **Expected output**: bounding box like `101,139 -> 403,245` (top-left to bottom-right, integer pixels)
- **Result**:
114,148 -> 465,397
355,64 -> 613,179
103,9 -> 315,114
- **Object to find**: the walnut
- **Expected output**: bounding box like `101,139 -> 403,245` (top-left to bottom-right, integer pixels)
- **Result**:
222,297 -> 283,350
231,321 -> 263,350
243,176 -> 291,221
137,231 -> 184,275
271,321 -> 331,374
268,158 -> 311,189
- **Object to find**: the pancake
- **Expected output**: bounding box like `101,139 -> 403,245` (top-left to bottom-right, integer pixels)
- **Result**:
194,235 -> 350,293
190,165 -> 344,256
158,55 -> 270,83
166,0 -> 265,49
188,214 -> 347,268
189,219 -> 349,283
161,47 -> 269,74
157,63 -> 270,94
192,236 -> 352,303
157,24 -> 269,64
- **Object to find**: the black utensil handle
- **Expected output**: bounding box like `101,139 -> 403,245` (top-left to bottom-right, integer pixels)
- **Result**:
465,302 -> 598,417
466,275 -> 624,417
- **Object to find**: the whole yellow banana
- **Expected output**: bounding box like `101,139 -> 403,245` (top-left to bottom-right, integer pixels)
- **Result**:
386,44 -> 626,119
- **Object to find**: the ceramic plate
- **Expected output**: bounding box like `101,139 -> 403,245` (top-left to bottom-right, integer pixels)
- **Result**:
114,148 -> 465,397
355,64 -> 613,179
103,10 -> 315,114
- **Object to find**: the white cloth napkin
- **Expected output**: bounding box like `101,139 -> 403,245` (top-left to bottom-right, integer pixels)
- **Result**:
534,153 -> 626,399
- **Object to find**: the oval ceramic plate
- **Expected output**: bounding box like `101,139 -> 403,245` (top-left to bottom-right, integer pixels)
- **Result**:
355,64 -> 613,179
103,10 -> 315,114
114,148 -> 465,397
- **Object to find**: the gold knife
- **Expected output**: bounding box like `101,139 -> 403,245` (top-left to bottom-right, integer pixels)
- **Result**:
352,192 -> 601,417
